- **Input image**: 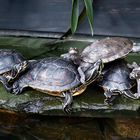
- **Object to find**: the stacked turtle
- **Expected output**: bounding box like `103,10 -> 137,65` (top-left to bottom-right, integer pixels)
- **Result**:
81,37 -> 140,104
0,37 -> 139,113
61,37 -> 140,105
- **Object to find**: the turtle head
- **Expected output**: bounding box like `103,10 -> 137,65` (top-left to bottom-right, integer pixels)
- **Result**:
84,59 -> 104,84
10,60 -> 29,81
69,47 -> 79,55
61,47 -> 81,65
61,47 -> 80,58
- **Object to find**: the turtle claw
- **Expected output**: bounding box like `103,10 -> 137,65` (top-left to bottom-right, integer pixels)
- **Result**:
104,94 -> 117,106
12,88 -> 20,95
12,84 -> 21,95
62,92 -> 73,114
104,98 -> 113,106
63,105 -> 72,114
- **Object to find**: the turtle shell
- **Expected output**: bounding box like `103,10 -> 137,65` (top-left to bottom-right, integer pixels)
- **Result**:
18,57 -> 81,93
0,49 -> 25,74
81,37 -> 133,63
99,60 -> 135,90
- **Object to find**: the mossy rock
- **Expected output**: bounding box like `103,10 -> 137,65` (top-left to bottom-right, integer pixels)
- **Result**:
0,37 -> 139,117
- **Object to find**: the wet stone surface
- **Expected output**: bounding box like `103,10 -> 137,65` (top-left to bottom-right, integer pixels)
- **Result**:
0,83 -> 140,117
0,37 -> 139,117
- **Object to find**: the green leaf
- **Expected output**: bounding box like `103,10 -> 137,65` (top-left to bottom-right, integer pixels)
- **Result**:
71,0 -> 79,33
84,0 -> 94,35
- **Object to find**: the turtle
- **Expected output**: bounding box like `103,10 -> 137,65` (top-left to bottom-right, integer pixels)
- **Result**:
5,57 -> 103,113
98,60 -> 138,105
81,37 -> 133,63
0,49 -> 29,86
129,62 -> 140,99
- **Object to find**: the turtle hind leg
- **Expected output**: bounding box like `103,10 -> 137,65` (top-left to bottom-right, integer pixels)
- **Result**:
104,89 -> 139,104
122,89 -> 139,99
62,91 -> 73,114
133,79 -> 140,99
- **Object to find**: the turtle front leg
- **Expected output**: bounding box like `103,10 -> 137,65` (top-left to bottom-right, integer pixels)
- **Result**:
62,91 -> 73,114
12,81 -> 27,95
110,89 -> 139,100
0,76 -> 26,94
104,89 -> 119,105
0,76 -> 12,92
104,96 -> 117,105
78,66 -> 86,84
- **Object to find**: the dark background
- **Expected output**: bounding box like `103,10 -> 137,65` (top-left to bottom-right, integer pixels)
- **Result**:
0,0 -> 139,38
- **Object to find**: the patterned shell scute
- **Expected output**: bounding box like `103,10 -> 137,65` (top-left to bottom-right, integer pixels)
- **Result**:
27,58 -> 81,92
100,61 -> 135,90
0,49 -> 25,74
82,37 -> 133,63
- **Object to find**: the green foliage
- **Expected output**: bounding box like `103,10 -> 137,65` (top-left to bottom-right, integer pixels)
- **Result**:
84,0 -> 94,35
71,0 -> 79,33
71,0 -> 94,35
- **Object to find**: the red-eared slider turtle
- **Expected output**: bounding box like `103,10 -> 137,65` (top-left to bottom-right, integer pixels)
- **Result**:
81,37 -> 133,63
0,49 -> 28,86
98,60 -> 138,105
7,57 -> 103,113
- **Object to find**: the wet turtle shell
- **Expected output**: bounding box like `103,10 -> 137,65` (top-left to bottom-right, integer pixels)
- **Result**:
0,49 -> 25,74
81,37 -> 133,63
98,60 -> 137,104
12,57 -> 84,95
